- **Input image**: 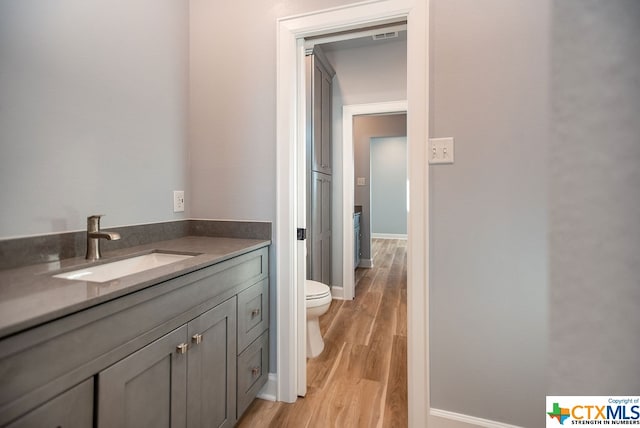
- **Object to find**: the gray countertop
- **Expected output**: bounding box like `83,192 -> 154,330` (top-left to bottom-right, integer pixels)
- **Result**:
0,236 -> 270,338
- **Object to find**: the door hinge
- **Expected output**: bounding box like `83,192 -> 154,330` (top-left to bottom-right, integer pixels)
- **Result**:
297,228 -> 307,241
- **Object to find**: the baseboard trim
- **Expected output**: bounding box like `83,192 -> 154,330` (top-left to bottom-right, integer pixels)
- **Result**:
256,373 -> 277,402
358,258 -> 374,268
372,233 -> 407,240
330,286 -> 348,300
430,408 -> 524,428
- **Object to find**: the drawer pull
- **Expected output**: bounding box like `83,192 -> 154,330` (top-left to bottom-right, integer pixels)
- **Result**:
176,343 -> 188,354
251,308 -> 261,318
251,367 -> 261,377
192,334 -> 203,345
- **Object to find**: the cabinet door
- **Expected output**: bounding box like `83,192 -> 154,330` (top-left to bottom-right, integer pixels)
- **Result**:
310,172 -> 332,284
6,378 -> 93,428
187,297 -> 236,428
311,56 -> 333,175
354,220 -> 361,270
97,326 -> 188,428
320,173 -> 332,284
320,69 -> 332,173
312,60 -> 324,173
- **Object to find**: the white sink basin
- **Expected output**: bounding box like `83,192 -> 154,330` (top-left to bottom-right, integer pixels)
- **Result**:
54,253 -> 194,283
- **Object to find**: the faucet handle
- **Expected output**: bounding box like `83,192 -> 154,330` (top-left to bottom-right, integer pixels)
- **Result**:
87,214 -> 105,232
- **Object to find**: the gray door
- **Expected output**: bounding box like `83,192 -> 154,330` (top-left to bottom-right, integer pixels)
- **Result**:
97,326 -> 188,428
187,297 -> 237,428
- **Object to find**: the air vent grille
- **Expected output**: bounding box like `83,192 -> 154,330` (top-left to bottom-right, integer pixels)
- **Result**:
372,32 -> 398,41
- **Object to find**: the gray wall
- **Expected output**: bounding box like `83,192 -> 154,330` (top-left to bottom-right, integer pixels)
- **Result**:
549,0 -> 640,395
323,39 -> 406,287
188,0 -> 362,223
353,115 -> 407,262
0,0 -> 189,238
370,137 -> 407,236
429,1 -> 548,427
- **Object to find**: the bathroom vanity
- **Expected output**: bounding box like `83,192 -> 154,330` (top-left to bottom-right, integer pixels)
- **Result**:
0,237 -> 269,428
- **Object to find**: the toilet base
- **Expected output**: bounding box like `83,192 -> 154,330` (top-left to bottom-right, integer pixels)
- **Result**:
307,317 -> 325,358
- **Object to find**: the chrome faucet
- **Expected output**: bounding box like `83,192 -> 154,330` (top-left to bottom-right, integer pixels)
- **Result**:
86,215 -> 121,260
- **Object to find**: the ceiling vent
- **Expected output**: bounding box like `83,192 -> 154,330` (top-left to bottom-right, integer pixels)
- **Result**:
372,31 -> 398,41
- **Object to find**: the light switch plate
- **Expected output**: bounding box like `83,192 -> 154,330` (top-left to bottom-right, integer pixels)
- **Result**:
356,177 -> 366,186
173,191 -> 185,212
428,137 -> 455,164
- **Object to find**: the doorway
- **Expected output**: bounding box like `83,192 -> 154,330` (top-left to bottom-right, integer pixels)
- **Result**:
275,1 -> 429,425
341,102 -> 407,301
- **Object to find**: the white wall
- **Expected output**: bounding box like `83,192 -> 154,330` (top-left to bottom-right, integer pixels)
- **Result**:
429,1 -> 548,427
370,136 -> 407,235
323,38 -> 407,287
0,0 -> 189,238
549,0 -> 640,396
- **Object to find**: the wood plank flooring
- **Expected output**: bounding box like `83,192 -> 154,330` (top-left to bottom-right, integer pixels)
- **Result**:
237,239 -> 407,428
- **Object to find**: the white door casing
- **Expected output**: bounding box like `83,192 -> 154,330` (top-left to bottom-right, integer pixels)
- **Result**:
275,0 -> 430,426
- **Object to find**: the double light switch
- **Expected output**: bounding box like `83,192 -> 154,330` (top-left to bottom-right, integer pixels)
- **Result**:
428,137 -> 454,165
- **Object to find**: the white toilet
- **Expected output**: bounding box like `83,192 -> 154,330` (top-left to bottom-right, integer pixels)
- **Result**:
306,280 -> 332,358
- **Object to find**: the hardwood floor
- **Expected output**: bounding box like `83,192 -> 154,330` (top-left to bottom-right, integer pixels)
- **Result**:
237,238 -> 407,428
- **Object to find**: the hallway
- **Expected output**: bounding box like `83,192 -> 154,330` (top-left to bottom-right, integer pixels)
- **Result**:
237,238 -> 408,427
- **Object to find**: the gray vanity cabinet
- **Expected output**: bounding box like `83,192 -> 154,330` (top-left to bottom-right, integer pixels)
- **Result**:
97,326 -> 188,428
0,246 -> 269,428
97,297 -> 237,428
186,297 -> 236,428
6,379 -> 93,428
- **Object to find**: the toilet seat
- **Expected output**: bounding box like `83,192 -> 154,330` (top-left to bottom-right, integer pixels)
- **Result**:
306,280 -> 331,304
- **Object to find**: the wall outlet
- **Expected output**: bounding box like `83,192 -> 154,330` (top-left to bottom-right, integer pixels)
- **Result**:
173,190 -> 185,212
356,177 -> 366,186
428,137 -> 455,164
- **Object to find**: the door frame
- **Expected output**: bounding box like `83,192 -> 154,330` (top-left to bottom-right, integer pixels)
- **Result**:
275,0 -> 430,425
341,100 -> 408,301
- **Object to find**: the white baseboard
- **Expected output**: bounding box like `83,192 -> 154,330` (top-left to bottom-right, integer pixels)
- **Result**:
358,258 -> 373,268
371,233 -> 407,240
256,373 -> 277,402
330,286 -> 348,300
430,408 -> 524,428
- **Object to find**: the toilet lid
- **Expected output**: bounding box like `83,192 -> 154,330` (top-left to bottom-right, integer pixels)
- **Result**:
306,280 -> 330,300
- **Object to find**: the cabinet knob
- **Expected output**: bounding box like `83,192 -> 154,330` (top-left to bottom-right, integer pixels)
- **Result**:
192,334 -> 203,345
251,308 -> 261,318
176,343 -> 188,354
251,366 -> 261,377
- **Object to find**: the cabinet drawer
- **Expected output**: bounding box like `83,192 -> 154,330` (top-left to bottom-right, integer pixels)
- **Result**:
6,378 -> 93,428
236,279 -> 268,352
236,332 -> 268,418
